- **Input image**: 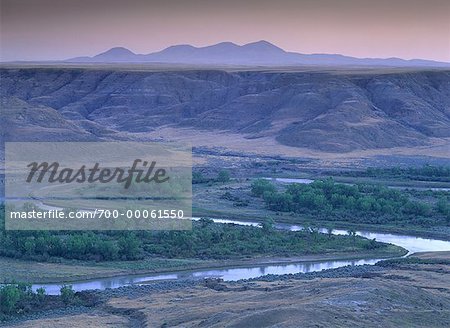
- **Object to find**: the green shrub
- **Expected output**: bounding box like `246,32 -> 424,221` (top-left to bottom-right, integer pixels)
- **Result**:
35,287 -> 46,302
251,179 -> 447,227
0,285 -> 21,314
60,285 -> 76,305
217,170 -> 230,183
251,179 -> 276,197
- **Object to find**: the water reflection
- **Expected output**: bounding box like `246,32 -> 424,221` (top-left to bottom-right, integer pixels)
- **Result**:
27,194 -> 450,295
265,177 -> 314,184
274,222 -> 450,254
32,258 -> 381,295
193,217 -> 261,227
265,177 -> 450,191
31,218 -> 450,295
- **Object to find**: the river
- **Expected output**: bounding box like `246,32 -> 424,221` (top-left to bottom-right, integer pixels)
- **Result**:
265,177 -> 450,191
30,218 -> 450,295
6,177 -> 449,295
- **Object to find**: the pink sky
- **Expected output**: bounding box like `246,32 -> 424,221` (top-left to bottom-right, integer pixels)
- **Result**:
1,0 -> 449,62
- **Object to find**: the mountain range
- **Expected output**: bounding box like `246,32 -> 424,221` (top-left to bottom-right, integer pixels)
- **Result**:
67,40 -> 450,67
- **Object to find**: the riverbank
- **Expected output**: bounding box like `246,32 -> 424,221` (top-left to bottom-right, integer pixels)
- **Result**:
4,251 -> 449,327
26,195 -> 450,241
193,206 -> 450,241
0,244 -> 405,284
191,176 -> 450,241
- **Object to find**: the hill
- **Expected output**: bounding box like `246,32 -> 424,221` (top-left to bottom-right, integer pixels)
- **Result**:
1,67 -> 449,152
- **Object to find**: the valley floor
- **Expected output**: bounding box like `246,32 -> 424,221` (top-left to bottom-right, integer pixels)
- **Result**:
5,251 -> 450,328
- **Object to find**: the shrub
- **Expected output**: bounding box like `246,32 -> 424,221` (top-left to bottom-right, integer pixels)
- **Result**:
35,287 -> 46,302
251,179 -> 276,197
0,285 -> 21,314
252,178 -> 444,227
60,285 -> 76,305
217,170 -> 230,183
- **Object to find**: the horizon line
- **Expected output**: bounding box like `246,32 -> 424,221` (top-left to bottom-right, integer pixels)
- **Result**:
1,40 -> 450,64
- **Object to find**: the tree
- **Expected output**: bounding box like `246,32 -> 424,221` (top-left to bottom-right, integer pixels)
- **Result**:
436,197 -> 450,222
36,287 -> 46,302
436,198 -> 449,214
118,233 -> 143,260
96,240 -> 119,260
0,285 -> 21,314
22,238 -> 36,256
347,229 -> 357,245
261,217 -> 275,232
325,225 -> 334,238
251,179 -> 276,197
263,192 -> 293,211
217,170 -> 230,183
403,201 -> 431,216
192,171 -> 206,184
60,285 -> 76,305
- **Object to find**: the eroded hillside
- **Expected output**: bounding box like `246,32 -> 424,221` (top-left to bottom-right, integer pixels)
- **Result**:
1,67 -> 449,152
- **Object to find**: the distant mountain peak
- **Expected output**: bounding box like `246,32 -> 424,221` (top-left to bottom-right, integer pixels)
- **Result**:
249,40 -> 272,45
245,40 -> 281,48
202,41 -> 239,50
96,47 -> 135,56
215,41 -> 238,46
164,44 -> 196,50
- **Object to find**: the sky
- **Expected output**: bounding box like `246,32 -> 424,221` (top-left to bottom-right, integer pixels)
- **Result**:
1,0 -> 449,62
